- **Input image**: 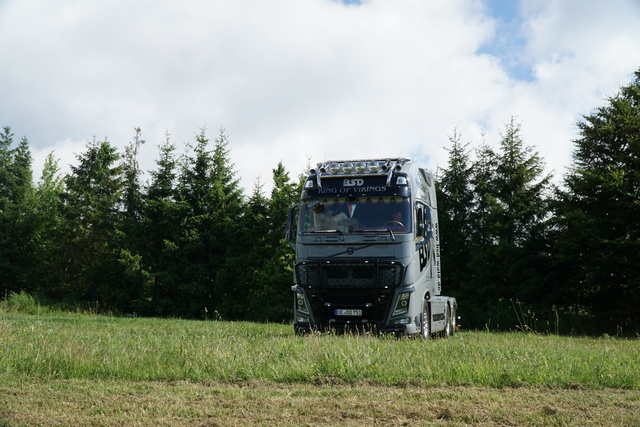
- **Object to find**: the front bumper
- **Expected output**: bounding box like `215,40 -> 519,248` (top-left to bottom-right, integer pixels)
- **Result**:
294,321 -> 418,336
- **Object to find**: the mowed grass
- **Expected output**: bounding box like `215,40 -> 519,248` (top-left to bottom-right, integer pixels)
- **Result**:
1,312 -> 639,425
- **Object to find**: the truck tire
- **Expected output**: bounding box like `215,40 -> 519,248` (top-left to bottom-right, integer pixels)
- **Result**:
444,304 -> 452,337
450,304 -> 457,336
421,300 -> 431,340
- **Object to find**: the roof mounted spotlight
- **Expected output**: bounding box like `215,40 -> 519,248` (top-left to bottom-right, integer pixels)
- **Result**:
342,162 -> 353,174
328,162 -> 340,174
367,161 -> 379,173
354,161 -> 366,173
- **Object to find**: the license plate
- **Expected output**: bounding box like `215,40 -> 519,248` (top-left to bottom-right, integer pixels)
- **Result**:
335,309 -> 362,316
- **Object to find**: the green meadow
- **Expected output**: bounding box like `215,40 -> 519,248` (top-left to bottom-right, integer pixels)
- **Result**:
1,312 -> 639,425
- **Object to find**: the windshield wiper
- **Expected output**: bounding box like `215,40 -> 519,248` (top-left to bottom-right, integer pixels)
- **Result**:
349,227 -> 396,241
305,229 -> 345,239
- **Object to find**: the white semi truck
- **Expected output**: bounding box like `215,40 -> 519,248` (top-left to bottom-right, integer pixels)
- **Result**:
286,158 -> 457,338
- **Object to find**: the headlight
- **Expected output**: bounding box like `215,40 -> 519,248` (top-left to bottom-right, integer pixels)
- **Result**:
392,292 -> 410,316
296,292 -> 309,315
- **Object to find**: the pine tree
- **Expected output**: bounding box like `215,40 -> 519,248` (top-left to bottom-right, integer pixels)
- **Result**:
470,136 -> 498,250
0,127 -> 16,210
464,138 -> 499,327
553,69 -> 640,332
441,122 -> 553,330
147,131 -> 178,201
138,132 -> 183,316
121,128 -> 145,221
116,128 -> 150,313
436,130 -> 474,302
222,180 -> 271,320
206,129 -> 246,319
0,128 -> 37,295
154,128 -> 216,317
245,163 -> 299,321
152,128 -> 245,318
59,138 -> 125,307
485,119 -> 553,327
493,117 -> 551,247
33,152 -> 65,294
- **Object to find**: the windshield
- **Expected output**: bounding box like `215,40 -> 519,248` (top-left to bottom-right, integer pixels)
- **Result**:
299,197 -> 412,234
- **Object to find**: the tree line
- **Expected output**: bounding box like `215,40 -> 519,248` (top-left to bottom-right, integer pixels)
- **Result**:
437,70 -> 640,335
1,69 -> 638,334
1,127 -> 301,321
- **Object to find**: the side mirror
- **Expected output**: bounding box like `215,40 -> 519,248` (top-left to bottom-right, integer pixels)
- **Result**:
285,204 -> 300,249
415,205 -> 425,237
424,206 -> 433,239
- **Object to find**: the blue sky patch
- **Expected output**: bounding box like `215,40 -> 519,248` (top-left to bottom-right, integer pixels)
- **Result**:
479,0 -> 535,82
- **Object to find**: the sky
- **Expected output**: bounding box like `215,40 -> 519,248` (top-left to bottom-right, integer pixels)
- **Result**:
1,0 -> 640,194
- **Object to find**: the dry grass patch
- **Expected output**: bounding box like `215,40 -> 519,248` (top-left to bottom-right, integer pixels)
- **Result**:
1,379 -> 639,426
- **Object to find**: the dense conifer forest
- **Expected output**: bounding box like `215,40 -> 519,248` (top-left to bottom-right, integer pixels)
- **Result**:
2,70 -> 639,335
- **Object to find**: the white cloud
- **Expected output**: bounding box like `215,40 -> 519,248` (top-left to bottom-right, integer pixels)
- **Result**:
1,0 -> 639,193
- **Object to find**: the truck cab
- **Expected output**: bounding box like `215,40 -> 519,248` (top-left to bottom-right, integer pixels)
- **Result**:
286,158 -> 456,338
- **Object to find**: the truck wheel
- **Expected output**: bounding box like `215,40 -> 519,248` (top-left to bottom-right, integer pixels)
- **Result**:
450,304 -> 457,336
444,304 -> 452,337
421,300 -> 431,340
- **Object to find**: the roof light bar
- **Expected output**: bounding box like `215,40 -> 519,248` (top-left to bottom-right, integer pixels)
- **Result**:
308,158 -> 411,188
310,158 -> 410,177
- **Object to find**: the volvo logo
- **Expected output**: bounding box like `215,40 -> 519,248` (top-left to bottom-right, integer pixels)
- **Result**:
329,244 -> 374,258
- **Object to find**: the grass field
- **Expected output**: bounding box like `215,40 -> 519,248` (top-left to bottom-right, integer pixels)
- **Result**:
1,311 -> 639,425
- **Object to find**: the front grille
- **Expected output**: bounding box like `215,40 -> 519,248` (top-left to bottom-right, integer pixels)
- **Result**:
295,261 -> 403,330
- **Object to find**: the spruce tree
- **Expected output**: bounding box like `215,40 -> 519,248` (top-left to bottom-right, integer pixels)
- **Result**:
486,119 -> 552,328
121,128 -> 145,221
441,121 -> 553,330
162,128 -> 245,318
116,128 -> 150,313
223,180 -> 271,320
493,117 -> 551,247
138,132 -> 183,316
59,138 -> 125,307
464,139 -> 499,328
34,153 -> 65,295
206,129 -> 246,319
436,130 -> 474,304
0,128 -> 37,295
250,162 -> 299,321
553,69 -> 640,332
